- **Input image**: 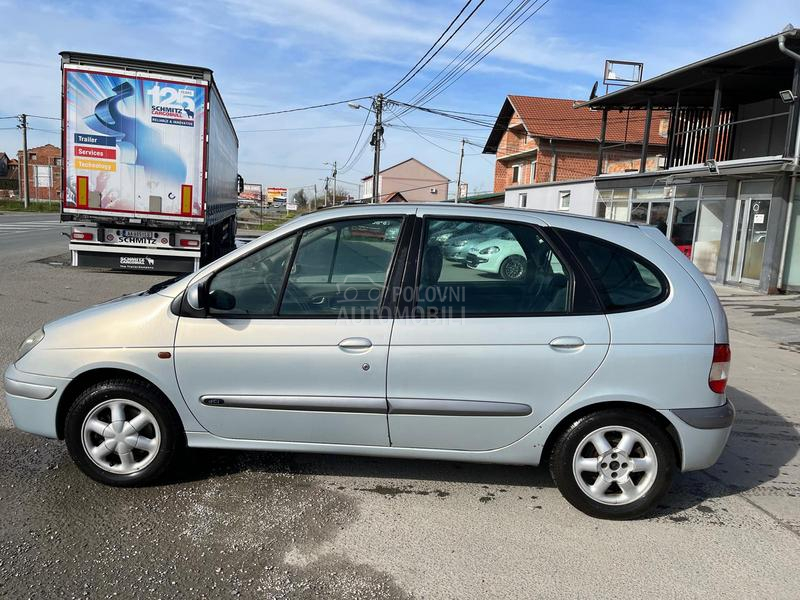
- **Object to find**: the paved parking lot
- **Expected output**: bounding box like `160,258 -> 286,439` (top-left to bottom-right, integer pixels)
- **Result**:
0,226 -> 798,599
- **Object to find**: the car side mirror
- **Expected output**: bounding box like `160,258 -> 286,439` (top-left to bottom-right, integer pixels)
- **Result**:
208,289 -> 236,311
185,280 -> 208,312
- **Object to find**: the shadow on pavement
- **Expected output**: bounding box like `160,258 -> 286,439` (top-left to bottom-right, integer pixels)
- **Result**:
169,383 -> 798,517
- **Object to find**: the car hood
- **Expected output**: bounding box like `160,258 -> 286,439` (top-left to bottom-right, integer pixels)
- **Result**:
36,290 -> 179,351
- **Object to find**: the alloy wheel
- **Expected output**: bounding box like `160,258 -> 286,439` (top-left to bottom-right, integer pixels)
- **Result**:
571,425 -> 658,505
81,399 -> 161,475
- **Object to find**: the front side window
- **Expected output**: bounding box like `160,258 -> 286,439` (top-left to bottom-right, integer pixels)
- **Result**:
208,234 -> 297,316
558,229 -> 667,311
418,219 -> 570,316
280,217 -> 402,317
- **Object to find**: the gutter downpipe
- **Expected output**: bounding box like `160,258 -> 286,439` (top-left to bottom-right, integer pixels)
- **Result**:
777,34 -> 800,289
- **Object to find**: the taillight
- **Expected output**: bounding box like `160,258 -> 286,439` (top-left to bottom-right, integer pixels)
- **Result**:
179,239 -> 200,247
71,231 -> 93,241
709,343 -> 731,394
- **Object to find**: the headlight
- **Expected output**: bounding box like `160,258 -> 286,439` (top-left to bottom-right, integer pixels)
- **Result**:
435,233 -> 453,243
453,240 -> 468,247
480,246 -> 500,255
16,328 -> 44,362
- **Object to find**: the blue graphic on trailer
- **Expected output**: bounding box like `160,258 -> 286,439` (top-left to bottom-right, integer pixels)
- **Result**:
67,70 -> 205,201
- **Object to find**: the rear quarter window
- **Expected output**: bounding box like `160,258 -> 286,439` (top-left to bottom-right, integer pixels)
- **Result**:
557,228 -> 668,312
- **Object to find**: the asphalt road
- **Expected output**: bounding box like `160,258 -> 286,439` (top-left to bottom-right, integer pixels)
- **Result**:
0,212 -> 71,260
0,219 -> 798,599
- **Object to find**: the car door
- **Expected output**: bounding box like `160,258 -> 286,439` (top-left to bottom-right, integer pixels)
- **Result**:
386,210 -> 610,451
174,214 -> 408,445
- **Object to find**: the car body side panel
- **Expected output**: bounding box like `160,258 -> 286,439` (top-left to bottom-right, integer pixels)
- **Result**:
387,315 -> 610,450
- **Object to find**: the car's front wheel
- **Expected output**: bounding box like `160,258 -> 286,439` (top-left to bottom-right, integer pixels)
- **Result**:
499,255 -> 527,281
550,410 -> 675,519
64,379 -> 180,486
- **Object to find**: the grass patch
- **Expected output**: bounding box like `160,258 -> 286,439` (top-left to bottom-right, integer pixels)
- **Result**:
0,200 -> 60,212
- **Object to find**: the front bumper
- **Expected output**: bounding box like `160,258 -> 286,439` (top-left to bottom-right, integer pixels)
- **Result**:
661,399 -> 735,472
3,363 -> 70,439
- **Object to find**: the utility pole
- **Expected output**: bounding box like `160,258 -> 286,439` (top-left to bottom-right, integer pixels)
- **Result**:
19,114 -> 29,208
313,183 -> 317,211
324,176 -> 330,207
455,138 -> 465,203
370,94 -> 384,204
332,160 -> 337,206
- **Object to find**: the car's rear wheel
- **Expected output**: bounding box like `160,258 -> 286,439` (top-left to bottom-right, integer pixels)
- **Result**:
499,255 -> 526,281
550,410 -> 675,519
64,379 -> 180,486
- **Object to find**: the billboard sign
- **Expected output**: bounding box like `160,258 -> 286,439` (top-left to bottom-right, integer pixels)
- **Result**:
267,187 -> 287,203
64,67 -> 207,219
239,183 -> 262,202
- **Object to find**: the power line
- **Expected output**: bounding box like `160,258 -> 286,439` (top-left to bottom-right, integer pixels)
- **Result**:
338,105 -> 373,174
232,96 -> 372,120
236,124 -> 366,133
385,108 -> 462,155
401,0 -> 520,109
415,0 -> 552,108
385,0 -> 484,96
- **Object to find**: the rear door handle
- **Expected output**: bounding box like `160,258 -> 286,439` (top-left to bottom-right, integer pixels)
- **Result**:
549,336 -> 585,349
338,337 -> 373,352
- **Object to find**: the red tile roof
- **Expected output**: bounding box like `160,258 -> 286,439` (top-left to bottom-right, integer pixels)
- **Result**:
484,95 -> 668,153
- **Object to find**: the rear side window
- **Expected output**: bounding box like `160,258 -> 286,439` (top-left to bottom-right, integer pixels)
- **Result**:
558,229 -> 668,311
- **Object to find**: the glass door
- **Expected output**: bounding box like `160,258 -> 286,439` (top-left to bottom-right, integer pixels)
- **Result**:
728,181 -> 773,285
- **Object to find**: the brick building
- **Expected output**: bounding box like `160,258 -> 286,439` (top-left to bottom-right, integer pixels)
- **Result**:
0,152 -> 19,199
17,143 -> 62,202
483,95 -> 668,192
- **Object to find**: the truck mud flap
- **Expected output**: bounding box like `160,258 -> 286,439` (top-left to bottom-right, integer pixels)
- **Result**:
75,250 -> 196,273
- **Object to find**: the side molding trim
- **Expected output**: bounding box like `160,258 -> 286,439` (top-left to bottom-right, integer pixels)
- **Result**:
388,398 -> 531,417
200,395 -> 386,414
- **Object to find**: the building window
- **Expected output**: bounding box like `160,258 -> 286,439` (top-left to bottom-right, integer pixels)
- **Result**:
33,165 -> 52,187
530,160 -> 537,183
52,157 -> 62,166
558,190 -> 571,211
29,153 -> 37,161
519,193 -> 528,208
512,165 -> 521,184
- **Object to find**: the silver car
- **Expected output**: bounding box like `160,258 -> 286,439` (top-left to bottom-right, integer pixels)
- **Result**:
4,204 -> 734,519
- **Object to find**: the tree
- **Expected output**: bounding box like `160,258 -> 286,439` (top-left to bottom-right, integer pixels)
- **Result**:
292,188 -> 308,209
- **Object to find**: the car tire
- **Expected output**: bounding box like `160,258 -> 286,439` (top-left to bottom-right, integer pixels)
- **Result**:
499,255 -> 527,281
64,378 -> 181,487
549,409 -> 675,519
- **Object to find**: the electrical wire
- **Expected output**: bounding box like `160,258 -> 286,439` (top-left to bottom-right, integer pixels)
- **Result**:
338,105 -> 374,174
413,0 -> 552,109
384,0 -> 475,96
232,97 -> 372,120
385,0 -> 486,96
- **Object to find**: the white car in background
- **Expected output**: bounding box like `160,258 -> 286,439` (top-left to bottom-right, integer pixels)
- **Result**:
465,235 -> 529,280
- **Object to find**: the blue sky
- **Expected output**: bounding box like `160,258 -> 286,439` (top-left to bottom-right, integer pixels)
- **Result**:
1,0 -> 798,198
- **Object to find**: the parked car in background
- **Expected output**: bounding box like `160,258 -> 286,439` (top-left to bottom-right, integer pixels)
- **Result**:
5,204 -> 733,519
443,224 -> 509,264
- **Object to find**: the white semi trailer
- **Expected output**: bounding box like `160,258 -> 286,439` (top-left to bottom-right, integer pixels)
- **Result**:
60,52 -> 238,272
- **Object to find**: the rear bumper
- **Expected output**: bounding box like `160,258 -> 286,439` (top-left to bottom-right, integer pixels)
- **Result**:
661,399 -> 735,472
3,363 -> 70,439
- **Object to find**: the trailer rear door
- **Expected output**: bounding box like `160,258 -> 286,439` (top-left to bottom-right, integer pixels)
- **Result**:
63,65 -> 207,223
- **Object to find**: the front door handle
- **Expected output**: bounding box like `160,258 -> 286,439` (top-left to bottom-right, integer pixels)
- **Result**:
549,336 -> 585,349
338,337 -> 373,352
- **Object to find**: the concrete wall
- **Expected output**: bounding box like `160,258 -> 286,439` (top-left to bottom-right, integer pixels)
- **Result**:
504,179 -> 596,215
363,159 -> 449,202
